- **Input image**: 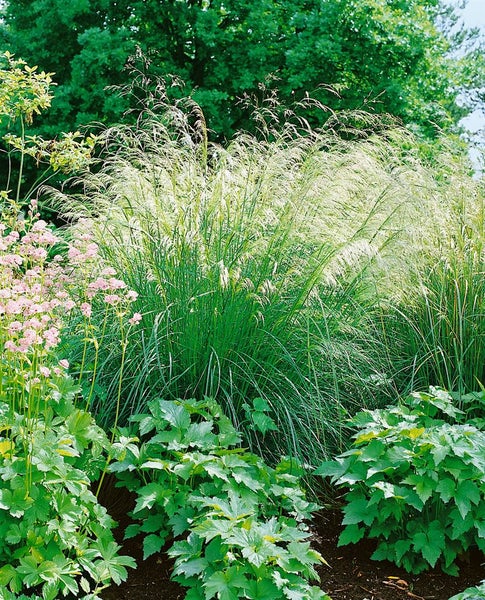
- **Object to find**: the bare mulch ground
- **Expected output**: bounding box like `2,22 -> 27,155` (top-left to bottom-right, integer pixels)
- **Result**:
100,488 -> 485,600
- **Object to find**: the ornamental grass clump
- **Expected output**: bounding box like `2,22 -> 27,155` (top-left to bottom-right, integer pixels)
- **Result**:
381,170 -> 484,396
51,97 -> 458,466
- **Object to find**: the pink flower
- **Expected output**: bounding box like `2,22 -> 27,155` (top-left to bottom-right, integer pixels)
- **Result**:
48,298 -> 62,309
108,278 -> 127,290
18,329 -> 42,351
17,338 -> 31,353
0,254 -> 23,267
59,359 -> 69,369
25,318 -> 42,329
87,277 -> 110,299
101,267 -> 117,276
4,340 -> 18,352
104,294 -> 121,305
43,327 -> 60,349
129,312 -> 142,325
39,366 -> 51,377
67,240 -> 98,263
64,300 -> 76,311
85,243 -> 98,258
89,278 -> 109,291
22,229 -> 58,245
67,247 -> 83,261
22,328 -> 38,343
5,299 -> 23,315
80,302 -> 92,318
40,231 -> 58,245
8,321 -> 22,333
31,219 -> 48,231
126,290 -> 139,302
25,302 -> 44,316
23,246 -> 48,261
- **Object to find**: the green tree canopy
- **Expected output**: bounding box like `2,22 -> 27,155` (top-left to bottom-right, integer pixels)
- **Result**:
1,0 -> 484,141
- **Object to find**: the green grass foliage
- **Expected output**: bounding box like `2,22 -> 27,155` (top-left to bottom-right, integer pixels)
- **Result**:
383,175 -> 484,396
6,52 -> 485,598
51,100 -> 483,466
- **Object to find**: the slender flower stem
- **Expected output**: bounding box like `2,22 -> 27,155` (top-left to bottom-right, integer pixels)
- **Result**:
96,315 -> 128,497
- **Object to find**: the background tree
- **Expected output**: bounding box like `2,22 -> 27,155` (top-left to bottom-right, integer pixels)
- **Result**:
0,0 -> 483,141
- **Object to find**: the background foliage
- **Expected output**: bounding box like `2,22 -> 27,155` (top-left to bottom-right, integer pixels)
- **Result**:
0,0 -> 483,142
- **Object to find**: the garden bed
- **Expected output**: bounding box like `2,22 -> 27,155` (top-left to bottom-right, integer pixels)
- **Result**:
101,499 -> 485,600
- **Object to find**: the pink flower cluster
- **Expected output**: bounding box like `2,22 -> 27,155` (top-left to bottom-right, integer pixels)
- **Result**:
1,218 -> 64,358
87,276 -> 127,299
55,228 -> 140,318
1,206 -> 142,379
129,312 -> 142,325
67,242 -> 99,264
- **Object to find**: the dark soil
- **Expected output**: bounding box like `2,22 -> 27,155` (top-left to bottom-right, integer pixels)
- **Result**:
100,487 -> 485,600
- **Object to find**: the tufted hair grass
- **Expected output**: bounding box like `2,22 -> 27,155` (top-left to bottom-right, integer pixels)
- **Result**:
50,99 -> 479,465
383,163 -> 484,399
